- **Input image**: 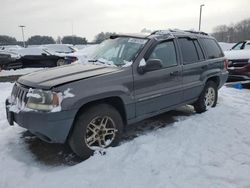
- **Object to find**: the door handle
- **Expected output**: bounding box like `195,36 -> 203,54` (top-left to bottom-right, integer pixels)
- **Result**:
170,71 -> 179,76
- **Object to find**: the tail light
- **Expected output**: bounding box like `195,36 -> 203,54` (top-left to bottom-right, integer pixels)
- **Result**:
224,59 -> 229,70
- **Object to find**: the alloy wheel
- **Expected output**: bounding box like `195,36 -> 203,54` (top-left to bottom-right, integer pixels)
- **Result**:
204,87 -> 216,107
85,116 -> 117,149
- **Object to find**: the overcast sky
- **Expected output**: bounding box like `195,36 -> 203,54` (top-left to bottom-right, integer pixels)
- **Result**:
0,0 -> 249,41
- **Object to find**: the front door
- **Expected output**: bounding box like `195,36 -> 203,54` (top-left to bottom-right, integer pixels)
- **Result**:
133,40 -> 183,117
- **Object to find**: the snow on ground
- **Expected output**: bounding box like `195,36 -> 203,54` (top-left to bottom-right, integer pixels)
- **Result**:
0,83 -> 250,188
0,68 -> 44,77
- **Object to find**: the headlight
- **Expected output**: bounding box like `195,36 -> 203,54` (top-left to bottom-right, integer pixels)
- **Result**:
26,89 -> 59,111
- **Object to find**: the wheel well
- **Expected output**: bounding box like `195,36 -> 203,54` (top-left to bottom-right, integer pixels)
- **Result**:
66,97 -> 127,142
207,76 -> 220,87
75,97 -> 127,125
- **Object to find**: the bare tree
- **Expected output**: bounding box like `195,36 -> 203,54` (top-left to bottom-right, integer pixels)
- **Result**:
212,18 -> 250,42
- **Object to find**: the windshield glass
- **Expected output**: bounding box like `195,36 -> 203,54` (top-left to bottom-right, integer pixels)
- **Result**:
90,37 -> 148,66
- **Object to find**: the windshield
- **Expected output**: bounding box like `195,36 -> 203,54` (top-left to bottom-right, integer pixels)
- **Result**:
90,37 -> 148,66
231,42 -> 244,50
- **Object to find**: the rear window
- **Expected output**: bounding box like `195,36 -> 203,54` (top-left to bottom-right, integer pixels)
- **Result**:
200,38 -> 223,59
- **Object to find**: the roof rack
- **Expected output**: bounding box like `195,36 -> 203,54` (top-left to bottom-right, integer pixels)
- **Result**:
184,30 -> 208,36
150,29 -> 208,36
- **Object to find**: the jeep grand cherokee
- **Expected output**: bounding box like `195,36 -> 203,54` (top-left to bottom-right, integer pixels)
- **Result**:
6,30 -> 228,159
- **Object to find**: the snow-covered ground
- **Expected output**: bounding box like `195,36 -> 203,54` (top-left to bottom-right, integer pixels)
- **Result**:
0,83 -> 250,188
0,68 -> 44,77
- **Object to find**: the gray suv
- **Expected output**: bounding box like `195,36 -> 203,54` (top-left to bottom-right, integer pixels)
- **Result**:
6,30 -> 228,159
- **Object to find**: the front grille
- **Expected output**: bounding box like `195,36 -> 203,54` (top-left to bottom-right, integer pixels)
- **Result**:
11,83 -> 29,108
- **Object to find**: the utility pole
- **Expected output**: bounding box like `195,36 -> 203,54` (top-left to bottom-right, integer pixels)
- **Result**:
199,4 -> 205,31
19,25 -> 26,47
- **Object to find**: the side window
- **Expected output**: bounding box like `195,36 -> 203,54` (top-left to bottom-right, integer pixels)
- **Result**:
201,38 -> 224,59
194,40 -> 205,60
148,41 -> 177,68
178,38 -> 199,64
243,43 -> 250,50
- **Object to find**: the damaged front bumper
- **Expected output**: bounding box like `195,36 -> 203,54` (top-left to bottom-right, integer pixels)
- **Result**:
5,99 -> 77,143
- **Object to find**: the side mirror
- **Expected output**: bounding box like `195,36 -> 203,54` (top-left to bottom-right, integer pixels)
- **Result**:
138,59 -> 163,74
41,53 -> 47,56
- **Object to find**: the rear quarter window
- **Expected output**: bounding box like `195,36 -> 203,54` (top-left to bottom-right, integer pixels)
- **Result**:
200,38 -> 224,59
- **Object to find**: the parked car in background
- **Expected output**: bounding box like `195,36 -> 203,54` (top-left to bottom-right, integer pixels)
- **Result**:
0,51 -> 16,71
41,44 -> 77,54
224,40 -> 250,81
0,45 -> 78,70
6,30 -> 228,159
230,40 -> 250,50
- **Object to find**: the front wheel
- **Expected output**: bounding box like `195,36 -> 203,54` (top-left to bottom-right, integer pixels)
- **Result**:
193,81 -> 218,113
69,104 -> 124,160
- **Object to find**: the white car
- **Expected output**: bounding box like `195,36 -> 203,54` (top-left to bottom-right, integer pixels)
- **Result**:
230,40 -> 250,50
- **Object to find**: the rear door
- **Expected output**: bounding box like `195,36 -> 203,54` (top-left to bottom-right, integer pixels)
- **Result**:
177,37 -> 206,101
133,39 -> 183,117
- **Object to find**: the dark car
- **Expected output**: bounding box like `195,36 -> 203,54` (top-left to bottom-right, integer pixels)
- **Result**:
6,30 -> 228,159
0,52 -> 16,71
0,46 -> 78,70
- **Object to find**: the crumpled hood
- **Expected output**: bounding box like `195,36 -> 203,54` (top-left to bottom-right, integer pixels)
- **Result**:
224,49 -> 250,60
18,63 -> 120,89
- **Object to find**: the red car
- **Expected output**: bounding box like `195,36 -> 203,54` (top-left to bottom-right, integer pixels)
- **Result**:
224,41 -> 250,82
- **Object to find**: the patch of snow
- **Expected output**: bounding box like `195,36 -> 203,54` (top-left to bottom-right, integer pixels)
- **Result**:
1,83 -> 250,187
51,88 -> 75,112
26,89 -> 41,99
0,68 -> 44,77
68,45 -> 98,64
122,61 -> 133,67
139,58 -> 146,67
63,88 -> 75,98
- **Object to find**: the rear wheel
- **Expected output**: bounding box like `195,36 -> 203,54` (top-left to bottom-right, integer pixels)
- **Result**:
194,81 -> 218,113
56,59 -> 66,66
69,104 -> 124,160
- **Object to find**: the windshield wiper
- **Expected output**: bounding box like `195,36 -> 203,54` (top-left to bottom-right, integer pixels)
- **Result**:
88,59 -> 107,64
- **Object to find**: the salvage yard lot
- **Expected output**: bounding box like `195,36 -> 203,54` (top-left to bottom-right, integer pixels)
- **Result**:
0,82 -> 250,188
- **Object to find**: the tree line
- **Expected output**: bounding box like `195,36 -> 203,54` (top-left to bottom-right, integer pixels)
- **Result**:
0,32 -> 115,46
211,17 -> 250,43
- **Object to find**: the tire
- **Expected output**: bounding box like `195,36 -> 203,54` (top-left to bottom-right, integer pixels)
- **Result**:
56,59 -> 66,66
69,104 -> 124,160
193,81 -> 218,113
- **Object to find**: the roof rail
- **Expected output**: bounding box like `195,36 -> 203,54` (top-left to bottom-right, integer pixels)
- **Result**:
183,30 -> 208,35
150,29 -> 208,36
